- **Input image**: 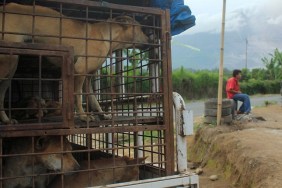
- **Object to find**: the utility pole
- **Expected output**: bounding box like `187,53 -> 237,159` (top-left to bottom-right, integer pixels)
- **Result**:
217,0 -> 226,126
245,38 -> 248,69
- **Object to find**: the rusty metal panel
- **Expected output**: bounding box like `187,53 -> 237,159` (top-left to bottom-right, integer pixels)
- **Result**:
45,0 -> 163,14
0,1 -> 176,187
0,41 -> 74,133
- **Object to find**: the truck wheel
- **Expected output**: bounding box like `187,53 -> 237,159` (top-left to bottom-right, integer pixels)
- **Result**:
204,114 -> 232,124
204,98 -> 233,109
204,108 -> 232,117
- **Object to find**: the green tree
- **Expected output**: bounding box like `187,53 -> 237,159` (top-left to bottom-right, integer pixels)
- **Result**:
250,68 -> 267,80
241,68 -> 251,81
261,48 -> 282,80
124,49 -> 149,93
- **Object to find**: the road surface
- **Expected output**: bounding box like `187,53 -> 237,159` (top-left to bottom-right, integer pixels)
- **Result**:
185,94 -> 281,117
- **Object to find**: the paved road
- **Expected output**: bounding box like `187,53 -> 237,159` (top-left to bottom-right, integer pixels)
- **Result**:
186,94 -> 282,117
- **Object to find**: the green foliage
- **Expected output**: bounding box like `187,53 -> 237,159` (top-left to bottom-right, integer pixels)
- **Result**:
99,49 -> 150,95
264,100 -> 277,106
240,68 -> 251,81
172,67 -> 226,99
99,48 -> 281,101
124,49 -> 150,93
172,68 -> 281,100
172,47 -> 282,100
240,80 -> 280,95
261,48 -> 282,80
250,68 -> 268,80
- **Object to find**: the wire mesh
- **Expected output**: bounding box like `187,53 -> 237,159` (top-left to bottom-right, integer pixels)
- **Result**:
0,1 -> 173,187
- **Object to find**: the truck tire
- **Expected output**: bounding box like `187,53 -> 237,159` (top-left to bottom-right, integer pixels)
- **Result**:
204,108 -> 232,117
204,98 -> 233,109
204,114 -> 232,124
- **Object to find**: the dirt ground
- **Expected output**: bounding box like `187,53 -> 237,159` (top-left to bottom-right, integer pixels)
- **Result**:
188,103 -> 282,188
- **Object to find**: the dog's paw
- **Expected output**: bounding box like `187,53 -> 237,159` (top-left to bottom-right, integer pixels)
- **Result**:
79,114 -> 96,122
101,114 -> 112,120
2,118 -> 18,125
11,119 -> 18,124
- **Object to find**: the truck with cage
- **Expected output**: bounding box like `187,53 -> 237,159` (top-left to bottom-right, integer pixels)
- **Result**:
0,0 -> 199,187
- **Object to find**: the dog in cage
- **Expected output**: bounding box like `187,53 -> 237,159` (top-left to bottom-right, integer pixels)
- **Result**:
12,96 -> 48,120
2,136 -> 80,188
45,99 -> 62,117
48,156 -> 146,188
0,3 -> 150,124
11,97 -> 62,121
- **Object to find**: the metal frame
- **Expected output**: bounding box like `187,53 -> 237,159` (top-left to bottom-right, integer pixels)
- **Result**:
0,0 -> 181,187
0,41 -> 74,133
93,174 -> 199,188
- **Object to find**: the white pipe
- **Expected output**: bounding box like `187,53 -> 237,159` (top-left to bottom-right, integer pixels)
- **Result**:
172,92 -> 193,173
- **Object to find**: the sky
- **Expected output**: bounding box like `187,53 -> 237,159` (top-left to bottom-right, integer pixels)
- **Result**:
176,0 -> 282,69
183,0 -> 282,34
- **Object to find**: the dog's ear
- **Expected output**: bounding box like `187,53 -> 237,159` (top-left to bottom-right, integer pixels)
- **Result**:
35,136 -> 50,151
124,156 -> 147,165
138,15 -> 153,25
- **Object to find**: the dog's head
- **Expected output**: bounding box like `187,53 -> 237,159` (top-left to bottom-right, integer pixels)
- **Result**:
24,96 -> 47,119
45,100 -> 62,116
119,156 -> 147,182
111,16 -> 149,50
35,136 -> 80,172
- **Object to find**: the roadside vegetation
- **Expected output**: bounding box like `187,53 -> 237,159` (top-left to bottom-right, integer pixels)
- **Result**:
173,48 -> 282,100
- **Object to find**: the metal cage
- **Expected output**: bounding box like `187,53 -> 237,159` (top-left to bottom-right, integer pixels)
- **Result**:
0,0 -> 175,187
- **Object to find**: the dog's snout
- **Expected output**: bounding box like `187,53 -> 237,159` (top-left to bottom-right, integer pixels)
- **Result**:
139,44 -> 150,51
142,27 -> 154,38
141,27 -> 156,49
139,35 -> 154,51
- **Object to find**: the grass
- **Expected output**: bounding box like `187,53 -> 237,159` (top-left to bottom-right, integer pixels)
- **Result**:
264,100 -> 278,106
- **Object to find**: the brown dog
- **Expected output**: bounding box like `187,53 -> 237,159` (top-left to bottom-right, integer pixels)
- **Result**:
13,98 -> 62,120
45,100 -> 62,116
0,3 -> 149,124
2,136 -> 80,188
13,96 -> 47,121
48,156 -> 146,188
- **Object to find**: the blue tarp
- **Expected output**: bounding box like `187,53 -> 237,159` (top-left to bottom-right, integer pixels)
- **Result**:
150,0 -> 196,36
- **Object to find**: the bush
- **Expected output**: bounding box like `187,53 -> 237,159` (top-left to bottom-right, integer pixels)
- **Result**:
240,80 -> 280,95
172,68 -> 281,100
172,69 -> 225,100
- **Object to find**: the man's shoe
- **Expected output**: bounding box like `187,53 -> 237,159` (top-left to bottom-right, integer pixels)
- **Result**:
237,111 -> 244,114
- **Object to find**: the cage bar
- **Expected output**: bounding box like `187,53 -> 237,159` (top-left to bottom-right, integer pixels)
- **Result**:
0,1 -> 183,187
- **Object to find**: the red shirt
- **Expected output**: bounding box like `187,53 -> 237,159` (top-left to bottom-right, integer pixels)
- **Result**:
226,77 -> 240,99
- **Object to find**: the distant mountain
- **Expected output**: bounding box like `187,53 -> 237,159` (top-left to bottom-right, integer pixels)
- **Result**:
171,31 -> 264,70
171,6 -> 282,70
172,32 -> 220,70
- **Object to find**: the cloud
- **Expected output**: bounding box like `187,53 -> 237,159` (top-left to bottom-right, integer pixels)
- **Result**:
183,0 -> 282,35
186,13 -> 221,34
267,15 -> 282,25
260,0 -> 282,19
184,0 -> 282,52
225,11 -> 248,32
177,0 -> 282,69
